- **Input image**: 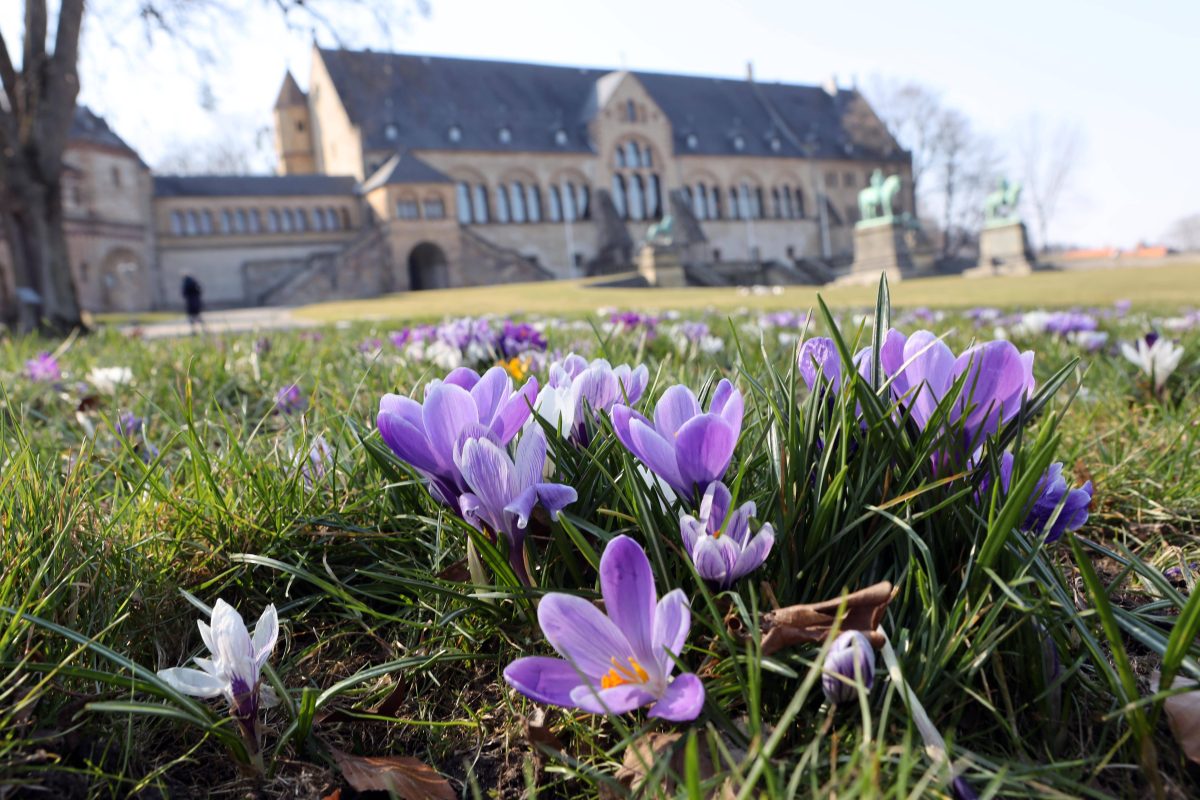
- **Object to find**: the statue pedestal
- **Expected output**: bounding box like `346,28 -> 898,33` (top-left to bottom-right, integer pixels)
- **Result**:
637,244 -> 686,287
965,221 -> 1035,277
835,220 -> 917,286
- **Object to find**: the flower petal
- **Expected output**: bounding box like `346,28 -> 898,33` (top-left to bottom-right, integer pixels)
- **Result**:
731,524 -> 775,582
158,666 -> 226,698
441,367 -> 481,391
709,380 -> 743,442
534,483 -> 577,521
628,418 -> 686,494
504,656 -> 587,707
600,535 -> 659,673
490,377 -> 538,444
674,414 -> 736,492
251,604 -> 278,671
692,535 -> 737,587
457,437 -> 515,522
471,366 -> 513,427
652,385 -> 701,439
538,593 -> 632,678
570,682 -> 657,715
648,673 -> 705,722
377,412 -> 440,474
423,383 -> 479,471
698,481 -> 732,533
651,589 -> 691,675
514,427 -> 547,491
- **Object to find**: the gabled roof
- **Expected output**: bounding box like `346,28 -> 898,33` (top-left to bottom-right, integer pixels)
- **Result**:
153,174 -> 357,199
361,152 -> 453,193
315,48 -> 908,162
69,106 -> 143,161
275,71 -> 307,110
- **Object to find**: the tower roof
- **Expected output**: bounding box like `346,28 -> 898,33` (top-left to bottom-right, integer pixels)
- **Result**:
274,71 -> 307,110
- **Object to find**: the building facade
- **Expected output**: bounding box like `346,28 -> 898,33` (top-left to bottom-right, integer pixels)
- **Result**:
1,49 -> 912,315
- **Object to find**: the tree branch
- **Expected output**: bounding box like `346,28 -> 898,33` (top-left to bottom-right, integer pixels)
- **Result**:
0,27 -> 17,114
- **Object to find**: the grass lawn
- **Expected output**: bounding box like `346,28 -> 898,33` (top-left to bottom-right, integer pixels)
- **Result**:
4,282 -> 1200,798
295,261 -> 1200,323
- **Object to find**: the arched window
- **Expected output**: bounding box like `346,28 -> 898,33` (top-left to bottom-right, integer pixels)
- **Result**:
755,187 -> 765,219
235,209 -> 248,233
169,211 -> 184,235
692,184 -> 705,219
794,188 -> 806,218
628,174 -> 645,220
473,185 -> 490,223
625,141 -> 639,170
615,147 -> 626,169
782,188 -> 794,219
509,182 -> 526,223
283,209 -> 296,233
728,188 -> 740,220
526,184 -> 542,222
626,99 -> 636,121
184,211 -> 199,235
563,182 -> 578,222
220,210 -> 233,234
396,196 -> 420,219
548,185 -> 562,222
311,208 -> 325,231
771,188 -> 782,219
738,185 -> 753,219
268,209 -> 280,233
294,208 -> 308,232
199,211 -> 214,235
647,174 -> 662,219
423,196 -> 445,219
495,184 -> 510,223
324,208 -> 338,230
455,182 -> 472,224
577,185 -> 590,219
709,186 -> 721,220
611,174 -> 627,219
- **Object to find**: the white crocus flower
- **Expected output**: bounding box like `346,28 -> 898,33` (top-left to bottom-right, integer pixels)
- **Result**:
1121,336 -> 1184,391
87,366 -> 132,393
158,599 -> 279,735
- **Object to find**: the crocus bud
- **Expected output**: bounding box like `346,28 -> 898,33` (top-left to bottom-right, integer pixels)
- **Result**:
822,631 -> 875,704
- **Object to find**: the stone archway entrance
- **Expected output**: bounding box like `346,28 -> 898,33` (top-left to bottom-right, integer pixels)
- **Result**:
98,247 -> 145,312
407,242 -> 449,291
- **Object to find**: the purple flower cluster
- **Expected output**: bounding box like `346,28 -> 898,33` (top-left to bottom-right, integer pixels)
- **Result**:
498,321 -> 548,359
1043,312 -> 1099,336
25,352 -> 62,383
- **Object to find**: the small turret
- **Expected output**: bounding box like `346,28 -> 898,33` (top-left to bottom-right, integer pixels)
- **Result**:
273,71 -> 316,175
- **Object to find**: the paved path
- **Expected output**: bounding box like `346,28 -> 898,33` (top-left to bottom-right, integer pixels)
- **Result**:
121,306 -> 319,339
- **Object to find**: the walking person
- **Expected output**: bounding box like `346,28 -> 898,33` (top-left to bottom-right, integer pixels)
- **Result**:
181,274 -> 205,334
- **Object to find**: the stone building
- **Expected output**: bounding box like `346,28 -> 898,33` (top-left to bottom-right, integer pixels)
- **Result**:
2,48 -> 912,315
273,47 -> 912,292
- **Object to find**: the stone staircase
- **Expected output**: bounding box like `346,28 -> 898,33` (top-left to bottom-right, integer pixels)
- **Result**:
458,227 -> 555,285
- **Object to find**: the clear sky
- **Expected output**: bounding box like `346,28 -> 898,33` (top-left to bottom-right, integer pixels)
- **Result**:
4,0 -> 1196,248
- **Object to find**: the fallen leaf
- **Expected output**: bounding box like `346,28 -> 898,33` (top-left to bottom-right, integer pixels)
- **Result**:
332,749 -> 455,800
730,581 -> 894,656
601,732 -> 737,800
1152,670 -> 1200,763
522,706 -> 563,752
319,790 -> 341,800
437,559 -> 472,583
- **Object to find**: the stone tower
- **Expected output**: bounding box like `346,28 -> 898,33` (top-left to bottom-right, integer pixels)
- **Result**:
273,71 -> 315,175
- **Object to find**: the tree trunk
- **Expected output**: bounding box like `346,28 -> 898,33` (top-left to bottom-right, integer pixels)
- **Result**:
3,170 -> 80,333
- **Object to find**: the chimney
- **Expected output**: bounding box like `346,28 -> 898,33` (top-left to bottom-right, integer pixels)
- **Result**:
823,74 -> 838,97
746,61 -> 755,82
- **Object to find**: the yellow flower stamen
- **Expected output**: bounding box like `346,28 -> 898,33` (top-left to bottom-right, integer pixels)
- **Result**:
500,356 -> 530,380
600,656 -> 650,689
712,528 -> 723,539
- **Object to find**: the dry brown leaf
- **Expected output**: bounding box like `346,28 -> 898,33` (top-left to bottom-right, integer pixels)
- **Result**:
331,748 -> 455,800
319,790 -> 341,800
1152,670 -> 1200,763
599,732 -> 736,800
730,581 -> 894,656
522,706 -> 564,752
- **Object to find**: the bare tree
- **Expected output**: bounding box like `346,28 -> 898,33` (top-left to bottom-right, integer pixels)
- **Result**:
1015,115 -> 1083,252
155,128 -> 275,176
1164,213 -> 1200,252
863,78 -> 945,211
0,1 -> 420,333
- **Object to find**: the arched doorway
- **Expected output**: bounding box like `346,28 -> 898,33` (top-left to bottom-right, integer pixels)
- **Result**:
407,242 -> 449,291
98,248 -> 145,312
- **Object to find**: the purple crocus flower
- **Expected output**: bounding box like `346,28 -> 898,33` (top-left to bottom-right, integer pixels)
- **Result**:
377,366 -> 538,508
499,321 -> 548,359
822,630 -> 876,704
881,330 -> 1035,454
534,354 -> 648,444
1043,311 -> 1098,336
611,379 -> 743,500
358,337 -> 384,354
797,337 -> 871,394
117,411 -> 144,438
986,452 -> 1092,542
25,352 -> 62,382
275,384 -> 307,415
679,482 -> 774,588
504,535 -> 705,721
455,427 -> 577,584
